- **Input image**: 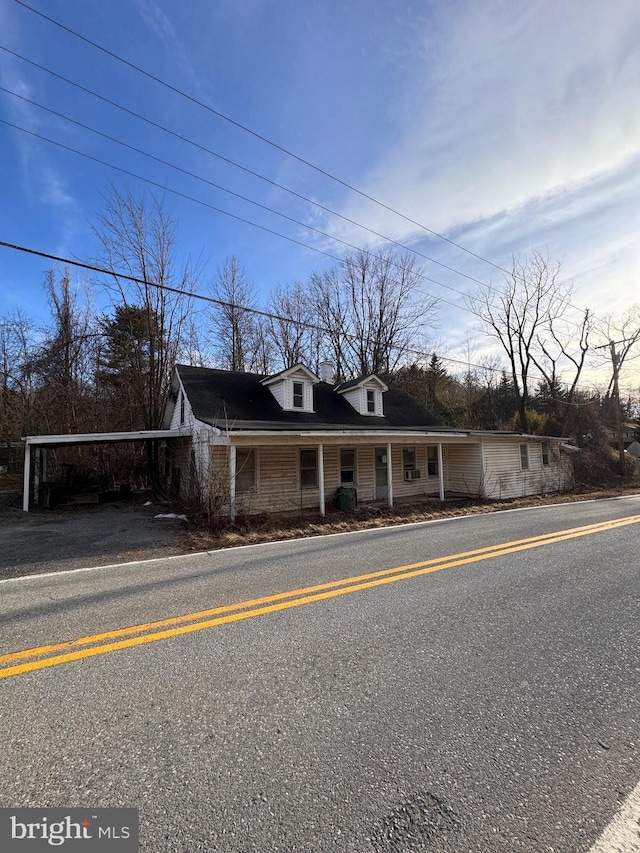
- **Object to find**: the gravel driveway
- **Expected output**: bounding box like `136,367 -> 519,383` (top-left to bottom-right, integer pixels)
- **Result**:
0,499 -> 188,580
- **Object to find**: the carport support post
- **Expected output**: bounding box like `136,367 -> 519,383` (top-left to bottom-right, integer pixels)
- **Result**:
437,442 -> 444,501
387,442 -> 393,507
318,443 -> 325,516
228,444 -> 236,522
22,442 -> 31,512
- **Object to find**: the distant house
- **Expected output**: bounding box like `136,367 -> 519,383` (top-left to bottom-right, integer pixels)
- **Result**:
161,363 -> 577,518
606,421 -> 638,447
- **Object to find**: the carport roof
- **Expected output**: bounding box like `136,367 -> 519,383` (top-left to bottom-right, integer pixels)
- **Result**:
23,429 -> 190,447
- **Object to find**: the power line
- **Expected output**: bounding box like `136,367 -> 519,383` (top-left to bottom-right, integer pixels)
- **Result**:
0,47 -> 506,294
3,239 -> 632,395
0,93 -> 490,300
0,44 -> 595,330
11,0 -> 518,277
9,0 -> 604,323
0,116 -> 478,318
0,239 -> 520,372
0,101 -> 595,338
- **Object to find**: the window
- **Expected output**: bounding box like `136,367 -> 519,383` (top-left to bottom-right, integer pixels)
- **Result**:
427,446 -> 438,477
300,448 -> 318,488
340,449 -> 356,485
236,448 -> 256,493
292,381 -> 304,409
179,391 -> 185,425
366,389 -> 376,413
403,447 -> 416,472
541,441 -> 550,466
520,443 -> 529,470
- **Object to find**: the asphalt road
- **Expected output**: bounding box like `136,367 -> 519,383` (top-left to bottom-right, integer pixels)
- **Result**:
0,496 -> 639,851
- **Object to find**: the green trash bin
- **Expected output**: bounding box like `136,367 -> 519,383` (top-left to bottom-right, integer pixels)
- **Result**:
335,486 -> 357,510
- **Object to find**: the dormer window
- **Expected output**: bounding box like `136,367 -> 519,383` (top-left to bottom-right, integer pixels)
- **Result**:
293,381 -> 304,409
336,374 -> 388,417
260,364 -> 319,413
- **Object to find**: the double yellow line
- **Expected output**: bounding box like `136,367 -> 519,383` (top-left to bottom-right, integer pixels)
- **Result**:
2,514 -> 639,680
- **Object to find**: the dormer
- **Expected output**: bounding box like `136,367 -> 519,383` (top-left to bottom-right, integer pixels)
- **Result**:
260,364 -> 319,413
335,374 -> 388,416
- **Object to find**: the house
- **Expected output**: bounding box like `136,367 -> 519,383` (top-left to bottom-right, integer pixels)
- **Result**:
606,421 -> 638,448
161,363 -> 576,519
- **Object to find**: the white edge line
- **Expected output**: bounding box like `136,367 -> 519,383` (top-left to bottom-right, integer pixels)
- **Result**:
587,779 -> 640,852
2,494 -> 640,586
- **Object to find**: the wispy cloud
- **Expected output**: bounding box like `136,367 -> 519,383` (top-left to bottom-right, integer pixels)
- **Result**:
330,1 -> 640,253
0,1 -> 87,252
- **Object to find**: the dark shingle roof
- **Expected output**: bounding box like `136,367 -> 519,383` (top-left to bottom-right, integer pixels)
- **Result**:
334,374 -> 388,393
176,365 -> 443,431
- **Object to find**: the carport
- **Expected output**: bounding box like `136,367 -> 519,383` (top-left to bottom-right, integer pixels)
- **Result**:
22,429 -> 191,511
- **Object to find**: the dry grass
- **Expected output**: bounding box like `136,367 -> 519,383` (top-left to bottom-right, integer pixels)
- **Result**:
180,485 -> 640,553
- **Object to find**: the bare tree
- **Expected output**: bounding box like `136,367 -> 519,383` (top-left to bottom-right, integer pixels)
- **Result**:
467,250 -> 578,433
209,255 -> 260,372
530,308 -> 593,428
593,304 -> 640,394
31,268 -> 97,433
266,283 -> 320,370
244,316 -> 275,374
0,310 -> 37,442
309,249 -> 438,378
92,185 -> 197,430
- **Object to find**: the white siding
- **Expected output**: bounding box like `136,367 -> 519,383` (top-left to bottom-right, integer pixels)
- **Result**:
392,445 -> 440,499
264,368 -> 314,412
268,382 -> 285,408
168,384 -> 193,430
481,438 -> 572,499
357,446 -> 375,501
339,384 -> 382,416
444,444 -> 482,496
210,445 -> 321,515
341,387 -> 363,413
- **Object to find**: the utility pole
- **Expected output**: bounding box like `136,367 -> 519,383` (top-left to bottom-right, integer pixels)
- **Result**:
609,339 -> 626,476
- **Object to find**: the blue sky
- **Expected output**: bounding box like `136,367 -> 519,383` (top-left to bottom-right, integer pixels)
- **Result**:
1,0 -> 640,392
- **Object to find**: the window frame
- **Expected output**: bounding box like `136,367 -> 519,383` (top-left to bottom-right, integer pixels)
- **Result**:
299,447 -> 318,489
402,446 -> 416,474
292,380 -> 305,409
541,441 -> 550,467
520,443 -> 530,470
235,447 -> 257,494
339,448 -> 357,485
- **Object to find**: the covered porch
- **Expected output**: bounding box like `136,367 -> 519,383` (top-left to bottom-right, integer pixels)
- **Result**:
209,430 -> 481,520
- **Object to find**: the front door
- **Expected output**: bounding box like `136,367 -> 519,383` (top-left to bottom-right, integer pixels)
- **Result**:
374,447 -> 389,500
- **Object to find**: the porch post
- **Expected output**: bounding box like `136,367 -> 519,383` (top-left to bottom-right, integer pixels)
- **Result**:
228,444 -> 237,522
318,443 -> 325,516
437,442 -> 444,501
387,442 -> 393,507
22,442 -> 31,512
